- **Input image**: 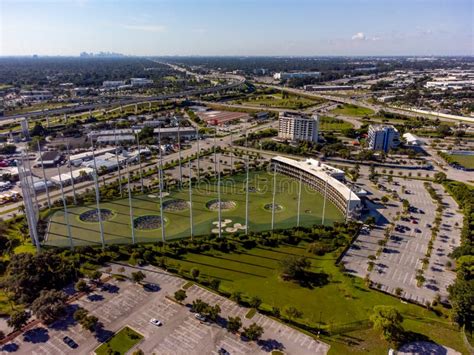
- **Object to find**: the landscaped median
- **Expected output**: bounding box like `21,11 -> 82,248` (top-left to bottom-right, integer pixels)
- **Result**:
94,326 -> 143,355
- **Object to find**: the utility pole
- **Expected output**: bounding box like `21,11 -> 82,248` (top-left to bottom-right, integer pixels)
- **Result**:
127,162 -> 135,244
36,141 -> 51,208
57,164 -> 73,249
66,143 -> 77,205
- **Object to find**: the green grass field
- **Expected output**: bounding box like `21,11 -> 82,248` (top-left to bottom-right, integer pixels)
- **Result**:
165,242 -> 468,354
235,93 -> 320,109
47,172 -> 343,247
448,154 -> 474,169
320,116 -> 354,131
95,326 -> 143,355
331,103 -> 374,117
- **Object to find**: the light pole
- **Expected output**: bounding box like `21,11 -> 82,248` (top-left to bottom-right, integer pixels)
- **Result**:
57,164 -> 73,249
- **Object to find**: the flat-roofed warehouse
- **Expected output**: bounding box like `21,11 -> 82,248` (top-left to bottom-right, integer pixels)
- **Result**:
197,110 -> 250,126
36,151 -> 62,167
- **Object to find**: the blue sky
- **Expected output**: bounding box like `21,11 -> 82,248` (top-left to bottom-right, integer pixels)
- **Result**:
1,0 -> 472,56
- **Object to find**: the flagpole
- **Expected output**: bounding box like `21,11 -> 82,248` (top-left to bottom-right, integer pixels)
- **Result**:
57,164 -> 73,249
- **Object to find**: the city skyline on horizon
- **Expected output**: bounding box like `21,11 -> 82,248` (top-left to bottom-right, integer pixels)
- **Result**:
1,0 -> 472,57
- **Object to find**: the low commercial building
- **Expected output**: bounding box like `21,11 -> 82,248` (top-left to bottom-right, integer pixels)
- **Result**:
403,133 -> 424,146
69,147 -> 117,166
50,167 -> 94,185
278,112 -> 319,142
36,151 -> 62,167
367,125 -> 400,152
273,72 -> 321,80
271,156 -> 361,217
19,90 -> 53,102
153,127 -> 197,140
131,78 -> 154,86
304,85 -> 353,91
197,110 -> 250,126
102,80 -> 126,89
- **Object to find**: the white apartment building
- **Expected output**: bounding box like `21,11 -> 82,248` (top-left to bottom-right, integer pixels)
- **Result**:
367,125 -> 400,152
278,112 -> 319,142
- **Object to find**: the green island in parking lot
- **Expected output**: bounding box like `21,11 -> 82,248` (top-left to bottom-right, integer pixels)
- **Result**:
95,326 -> 143,355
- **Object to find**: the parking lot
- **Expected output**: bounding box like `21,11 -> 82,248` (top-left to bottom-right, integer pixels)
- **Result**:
343,177 -> 461,304
1,263 -> 329,355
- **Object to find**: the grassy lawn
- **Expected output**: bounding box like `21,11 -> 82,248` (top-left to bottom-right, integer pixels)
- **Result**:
47,172 -> 343,247
164,242 -> 467,354
448,154 -> 474,169
234,93 -> 320,109
331,104 -> 374,117
95,326 -> 143,355
320,116 -> 353,131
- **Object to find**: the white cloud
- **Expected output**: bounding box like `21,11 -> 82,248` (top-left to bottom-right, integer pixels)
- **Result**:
351,32 -> 366,41
123,25 -> 166,33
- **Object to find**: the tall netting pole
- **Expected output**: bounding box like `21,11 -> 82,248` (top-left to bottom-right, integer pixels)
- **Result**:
126,162 -> 136,244
91,137 -> 105,248
66,142 -> 77,205
57,164 -> 73,249
158,129 -> 166,243
18,155 -> 41,253
37,141 -> 51,208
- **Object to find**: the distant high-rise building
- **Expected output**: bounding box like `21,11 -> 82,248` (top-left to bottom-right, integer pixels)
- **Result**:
367,125 -> 400,152
278,112 -> 319,142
